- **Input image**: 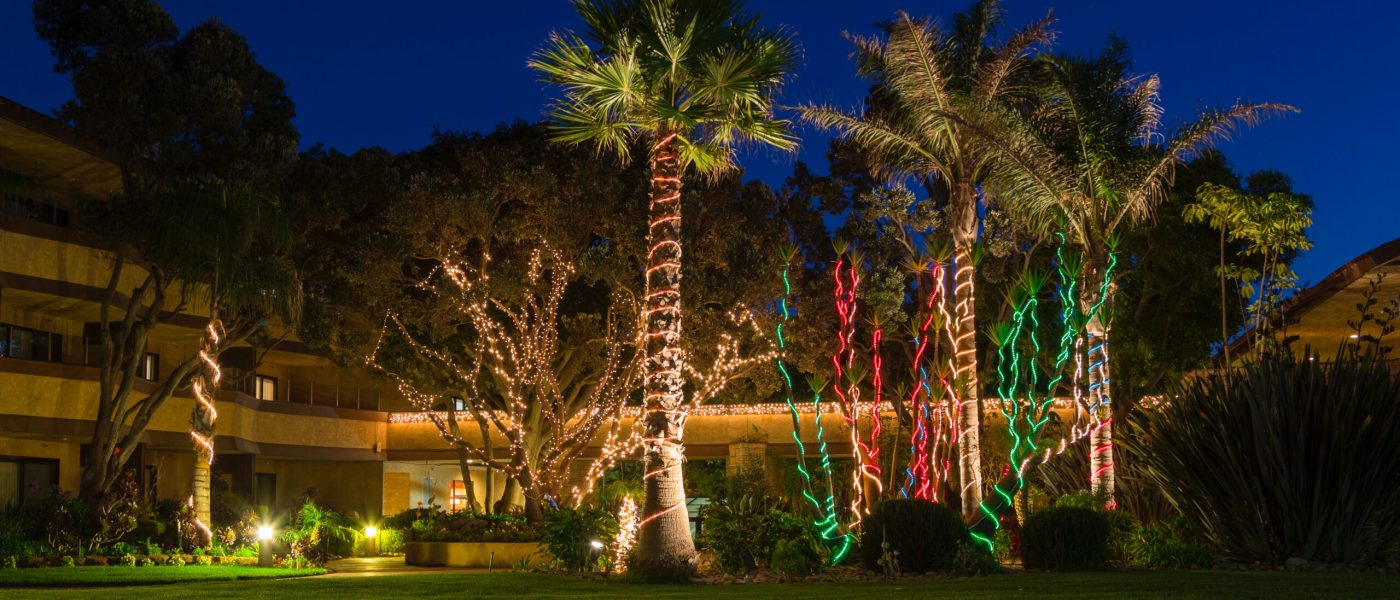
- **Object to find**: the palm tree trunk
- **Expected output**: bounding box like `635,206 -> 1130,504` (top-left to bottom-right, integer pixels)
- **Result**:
635,131 -> 696,578
952,243 -> 984,519
1219,229 -> 1230,367
1082,266 -> 1116,507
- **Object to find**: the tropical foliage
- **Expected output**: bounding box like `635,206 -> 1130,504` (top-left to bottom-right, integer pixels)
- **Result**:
1129,347 -> 1400,564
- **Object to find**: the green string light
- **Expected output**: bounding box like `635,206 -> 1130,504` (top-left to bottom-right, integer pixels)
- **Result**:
975,232 -> 1122,550
775,256 -> 851,564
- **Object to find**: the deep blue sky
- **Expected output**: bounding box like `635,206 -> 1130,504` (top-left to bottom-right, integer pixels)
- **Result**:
2,1 -> 1396,284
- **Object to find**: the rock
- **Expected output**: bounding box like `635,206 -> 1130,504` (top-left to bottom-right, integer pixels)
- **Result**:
1285,557 -> 1308,571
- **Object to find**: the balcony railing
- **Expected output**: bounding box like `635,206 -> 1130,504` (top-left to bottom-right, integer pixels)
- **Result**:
221,368 -> 380,411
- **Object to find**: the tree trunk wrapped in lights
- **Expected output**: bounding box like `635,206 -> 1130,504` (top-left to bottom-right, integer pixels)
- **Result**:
1081,260 -> 1118,503
950,187 -> 985,519
637,132 -> 695,568
829,257 -> 881,522
189,318 -> 225,545
901,260 -> 959,503
967,238 -> 1122,550
530,0 -> 801,576
774,248 -> 851,563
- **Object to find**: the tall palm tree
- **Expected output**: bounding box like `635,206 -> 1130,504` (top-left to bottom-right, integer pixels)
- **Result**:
797,2 -> 1051,519
530,0 -> 798,575
981,43 -> 1295,507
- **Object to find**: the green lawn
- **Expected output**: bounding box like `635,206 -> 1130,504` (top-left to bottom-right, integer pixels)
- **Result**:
4,570 -> 1396,599
0,565 -> 324,587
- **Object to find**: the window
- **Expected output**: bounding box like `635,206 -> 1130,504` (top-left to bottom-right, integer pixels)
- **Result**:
449,479 -> 470,512
255,375 -> 278,401
136,352 -> 160,381
0,192 -> 70,227
255,473 -> 276,511
450,396 -> 467,411
0,323 -> 62,362
0,457 -> 58,506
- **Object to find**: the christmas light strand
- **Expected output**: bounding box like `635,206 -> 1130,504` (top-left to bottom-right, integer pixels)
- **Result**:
189,318 -> 224,546
774,252 -> 851,563
971,239 -> 1122,550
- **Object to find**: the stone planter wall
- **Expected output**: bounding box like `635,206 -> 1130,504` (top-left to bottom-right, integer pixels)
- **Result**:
403,541 -> 542,568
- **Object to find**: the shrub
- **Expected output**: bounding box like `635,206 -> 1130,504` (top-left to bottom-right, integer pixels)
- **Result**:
166,555 -> 185,567
1130,348 -> 1400,564
59,555 -> 75,567
859,499 -> 966,574
953,540 -> 1002,575
770,537 -> 818,578
140,539 -> 162,556
2,555 -> 16,569
378,528 -> 405,554
193,554 -> 212,566
1125,517 -> 1217,569
0,512 -> 30,560
542,507 -> 617,573
138,557 -> 155,568
280,501 -> 357,566
119,553 -> 136,567
387,508 -> 542,544
699,497 -> 823,575
107,541 -> 137,556
1020,507 -> 1109,571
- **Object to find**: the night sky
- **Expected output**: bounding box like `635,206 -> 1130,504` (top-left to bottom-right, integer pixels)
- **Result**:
2,1 -> 1396,285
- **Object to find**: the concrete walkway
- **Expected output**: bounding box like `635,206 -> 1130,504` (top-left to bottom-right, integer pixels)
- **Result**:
323,556 -> 491,578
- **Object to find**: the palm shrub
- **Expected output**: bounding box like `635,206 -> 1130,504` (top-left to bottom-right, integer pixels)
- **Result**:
859,499 -> 966,573
1129,347 -> 1400,564
542,507 -> 617,573
1020,506 -> 1110,570
280,501 -> 357,566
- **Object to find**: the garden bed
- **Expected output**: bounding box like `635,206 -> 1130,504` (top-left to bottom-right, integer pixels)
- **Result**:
0,565 -> 324,587
404,541 -> 541,568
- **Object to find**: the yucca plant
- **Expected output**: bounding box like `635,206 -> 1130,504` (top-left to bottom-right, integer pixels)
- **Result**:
1128,347 -> 1400,564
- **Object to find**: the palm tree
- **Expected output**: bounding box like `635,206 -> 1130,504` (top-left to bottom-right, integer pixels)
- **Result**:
797,2 -> 1051,519
981,42 -> 1295,507
530,0 -> 798,575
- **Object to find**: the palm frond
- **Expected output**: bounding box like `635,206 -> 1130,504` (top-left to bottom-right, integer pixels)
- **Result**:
795,102 -> 948,180
1120,101 -> 1298,229
974,12 -> 1054,101
675,135 -> 736,178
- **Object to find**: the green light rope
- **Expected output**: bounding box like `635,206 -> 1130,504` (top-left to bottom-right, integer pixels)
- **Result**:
775,258 -> 851,564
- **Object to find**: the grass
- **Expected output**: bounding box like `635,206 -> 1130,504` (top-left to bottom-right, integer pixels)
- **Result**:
3,570 -> 1396,599
0,565 -> 325,587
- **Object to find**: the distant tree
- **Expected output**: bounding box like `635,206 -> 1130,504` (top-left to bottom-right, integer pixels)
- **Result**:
1187,176 -> 1312,359
33,0 -> 301,528
530,0 -> 799,575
